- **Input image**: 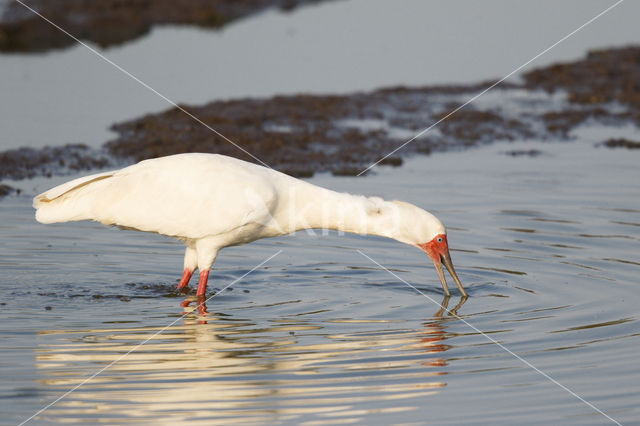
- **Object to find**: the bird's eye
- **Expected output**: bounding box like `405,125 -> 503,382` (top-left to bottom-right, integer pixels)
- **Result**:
437,237 -> 443,243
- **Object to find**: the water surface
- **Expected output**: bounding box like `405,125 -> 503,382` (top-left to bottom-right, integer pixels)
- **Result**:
2,1 -> 640,423
1,131 -> 639,424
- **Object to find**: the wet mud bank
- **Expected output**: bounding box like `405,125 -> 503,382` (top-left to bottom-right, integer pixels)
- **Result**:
599,138 -> 640,149
0,0 -> 333,52
104,82 -> 537,176
93,45 -> 640,176
1,46 -> 639,196
0,144 -> 111,181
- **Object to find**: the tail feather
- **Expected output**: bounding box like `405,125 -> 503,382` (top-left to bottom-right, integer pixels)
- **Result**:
33,171 -> 114,223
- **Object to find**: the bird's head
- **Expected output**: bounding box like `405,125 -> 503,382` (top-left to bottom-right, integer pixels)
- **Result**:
390,201 -> 468,297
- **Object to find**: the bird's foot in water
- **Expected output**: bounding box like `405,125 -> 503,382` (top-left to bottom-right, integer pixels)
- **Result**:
177,268 -> 193,291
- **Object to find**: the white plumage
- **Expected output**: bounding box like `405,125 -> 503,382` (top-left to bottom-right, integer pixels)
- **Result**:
34,153 -> 467,297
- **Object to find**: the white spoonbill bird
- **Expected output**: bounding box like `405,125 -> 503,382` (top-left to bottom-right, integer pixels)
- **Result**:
33,153 -> 467,297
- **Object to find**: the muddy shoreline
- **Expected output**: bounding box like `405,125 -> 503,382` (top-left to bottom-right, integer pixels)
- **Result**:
1,46 -> 639,195
0,0 -> 334,52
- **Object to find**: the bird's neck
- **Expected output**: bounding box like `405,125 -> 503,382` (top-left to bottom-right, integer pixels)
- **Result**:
287,181 -> 398,240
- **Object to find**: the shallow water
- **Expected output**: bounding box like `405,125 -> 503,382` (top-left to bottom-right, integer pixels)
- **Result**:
2,1 -> 640,424
1,130 -> 639,424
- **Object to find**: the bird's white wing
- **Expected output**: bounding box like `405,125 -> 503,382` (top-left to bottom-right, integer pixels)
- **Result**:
35,154 -> 279,240
33,170 -> 115,207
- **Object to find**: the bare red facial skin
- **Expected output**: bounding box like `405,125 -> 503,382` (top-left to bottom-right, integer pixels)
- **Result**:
417,234 -> 468,297
417,234 -> 449,263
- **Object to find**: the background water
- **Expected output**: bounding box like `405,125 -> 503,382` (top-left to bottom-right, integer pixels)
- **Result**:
2,130 -> 639,425
2,0 -> 640,149
2,0 -> 640,425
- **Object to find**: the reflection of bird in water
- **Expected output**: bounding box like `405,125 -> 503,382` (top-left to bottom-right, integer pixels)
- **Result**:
181,298 -> 208,323
35,308 -> 455,423
34,153 -> 467,298
435,295 -> 467,318
419,295 -> 467,368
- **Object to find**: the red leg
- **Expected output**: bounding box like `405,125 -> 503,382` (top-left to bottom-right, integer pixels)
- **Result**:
196,270 -> 210,297
177,268 -> 193,290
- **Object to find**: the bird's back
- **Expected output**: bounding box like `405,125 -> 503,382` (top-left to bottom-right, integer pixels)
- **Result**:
34,154 -> 282,240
